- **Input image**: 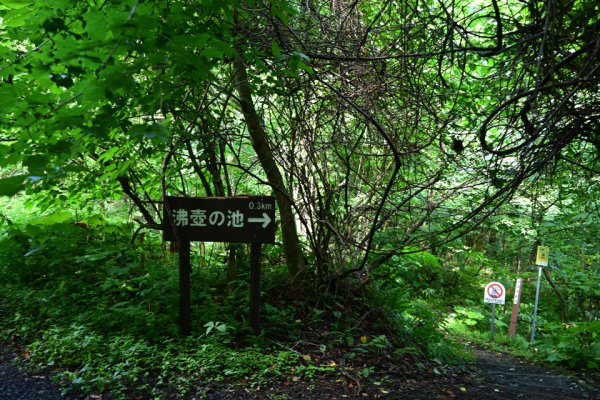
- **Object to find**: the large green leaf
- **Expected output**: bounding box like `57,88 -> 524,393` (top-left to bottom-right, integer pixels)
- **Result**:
1,7 -> 33,27
0,0 -> 33,10
24,154 -> 49,175
31,211 -> 73,225
0,174 -> 27,196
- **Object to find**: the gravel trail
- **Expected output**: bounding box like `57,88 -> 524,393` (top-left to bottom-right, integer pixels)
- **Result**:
0,345 -> 64,400
462,347 -> 599,399
1,342 -> 599,399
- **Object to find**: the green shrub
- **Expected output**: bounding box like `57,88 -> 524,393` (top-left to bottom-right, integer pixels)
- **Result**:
538,321 -> 600,370
445,306 -> 487,334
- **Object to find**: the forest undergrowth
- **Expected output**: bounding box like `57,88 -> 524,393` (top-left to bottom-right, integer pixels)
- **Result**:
0,204 -> 598,398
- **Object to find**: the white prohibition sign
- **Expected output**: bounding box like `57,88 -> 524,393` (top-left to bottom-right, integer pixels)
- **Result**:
484,282 -> 506,305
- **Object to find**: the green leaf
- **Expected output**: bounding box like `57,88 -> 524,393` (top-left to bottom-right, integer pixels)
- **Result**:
98,147 -> 121,163
86,214 -> 105,226
0,0 -> 33,10
32,211 -> 72,225
201,46 -> 224,59
104,163 -> 117,172
591,342 -> 600,359
1,7 -> 33,27
24,154 -> 49,175
0,85 -> 21,110
83,9 -> 109,40
0,174 -> 27,196
271,40 -> 282,60
269,2 -> 290,24
79,79 -> 106,103
129,124 -> 169,143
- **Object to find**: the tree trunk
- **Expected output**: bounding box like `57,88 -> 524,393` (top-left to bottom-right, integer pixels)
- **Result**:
233,53 -> 307,285
542,268 -> 569,323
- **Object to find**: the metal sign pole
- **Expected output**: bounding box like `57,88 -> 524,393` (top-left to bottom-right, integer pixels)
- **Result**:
530,266 -> 543,345
491,303 -> 496,340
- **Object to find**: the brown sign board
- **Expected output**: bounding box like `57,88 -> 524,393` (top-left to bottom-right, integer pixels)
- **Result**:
163,196 -> 276,244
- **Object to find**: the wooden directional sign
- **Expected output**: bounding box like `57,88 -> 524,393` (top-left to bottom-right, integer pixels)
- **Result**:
164,195 -> 276,336
163,196 -> 276,244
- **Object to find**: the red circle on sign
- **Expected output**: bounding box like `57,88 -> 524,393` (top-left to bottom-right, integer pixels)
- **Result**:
487,284 -> 504,298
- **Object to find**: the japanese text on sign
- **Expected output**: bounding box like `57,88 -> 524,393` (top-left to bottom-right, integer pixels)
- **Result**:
173,209 -> 246,228
163,196 -> 276,244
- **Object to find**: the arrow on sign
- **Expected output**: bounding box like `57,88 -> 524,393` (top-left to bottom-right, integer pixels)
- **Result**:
248,213 -> 272,228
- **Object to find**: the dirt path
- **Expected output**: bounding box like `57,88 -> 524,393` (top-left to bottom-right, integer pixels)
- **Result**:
0,345 -> 64,400
461,347 -> 599,399
1,342 -> 599,399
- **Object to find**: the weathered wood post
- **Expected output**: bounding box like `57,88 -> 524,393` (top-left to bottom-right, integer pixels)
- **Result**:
508,278 -> 523,338
179,240 -> 191,335
249,243 -> 262,335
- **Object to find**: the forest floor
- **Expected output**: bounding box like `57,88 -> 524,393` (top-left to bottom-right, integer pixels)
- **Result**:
1,339 -> 599,400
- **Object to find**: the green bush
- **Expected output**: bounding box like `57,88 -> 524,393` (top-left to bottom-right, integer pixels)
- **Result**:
365,279 -> 465,364
538,321 -> 600,370
26,323 -> 303,398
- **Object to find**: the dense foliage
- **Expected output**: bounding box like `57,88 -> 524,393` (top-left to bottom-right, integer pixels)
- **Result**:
0,199 -> 465,397
2,0 -> 598,280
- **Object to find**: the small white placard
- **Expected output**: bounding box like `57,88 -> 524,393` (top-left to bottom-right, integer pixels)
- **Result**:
484,282 -> 506,305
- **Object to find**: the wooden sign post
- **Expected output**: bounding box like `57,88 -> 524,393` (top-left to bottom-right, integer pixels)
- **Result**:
163,196 -> 276,335
179,240 -> 191,335
508,278 -> 523,338
249,243 -> 262,335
